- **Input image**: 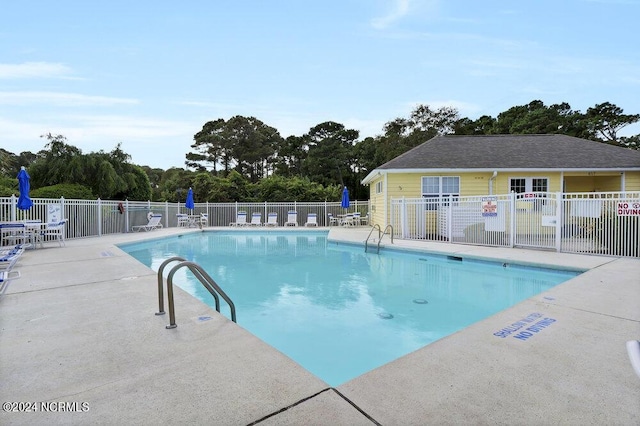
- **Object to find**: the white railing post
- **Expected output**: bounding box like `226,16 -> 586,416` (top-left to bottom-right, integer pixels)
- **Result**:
125,199 -> 130,233
555,192 -> 562,252
447,195 -> 453,242
10,195 -> 17,221
509,192 -> 515,247
324,200 -> 328,226
165,201 -> 169,227
98,198 -> 103,237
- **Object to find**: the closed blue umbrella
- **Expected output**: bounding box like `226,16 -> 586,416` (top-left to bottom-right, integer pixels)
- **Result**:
17,166 -> 33,211
341,186 -> 350,210
185,187 -> 195,211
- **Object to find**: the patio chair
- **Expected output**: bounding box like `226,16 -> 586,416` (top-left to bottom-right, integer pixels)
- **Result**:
132,214 -> 163,232
328,213 -> 339,226
0,223 -> 29,247
200,213 -> 208,228
265,212 -> 278,227
305,213 -> 318,227
41,219 -> 68,247
359,213 -> 369,226
353,212 -> 362,226
176,213 -> 189,227
340,214 -> 356,227
284,211 -> 298,227
229,211 -> 248,227
249,212 -> 263,226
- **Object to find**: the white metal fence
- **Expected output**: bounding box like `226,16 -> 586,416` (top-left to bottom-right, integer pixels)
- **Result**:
391,191 -> 640,258
3,192 -> 638,258
0,196 -> 370,238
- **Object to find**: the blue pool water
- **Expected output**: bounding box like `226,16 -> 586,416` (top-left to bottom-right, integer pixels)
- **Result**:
120,231 -> 580,386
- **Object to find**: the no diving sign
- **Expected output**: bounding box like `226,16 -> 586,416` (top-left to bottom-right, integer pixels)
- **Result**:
617,201 -> 640,216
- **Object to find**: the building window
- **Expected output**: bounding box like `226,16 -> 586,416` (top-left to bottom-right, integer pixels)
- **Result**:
421,176 -> 460,210
509,177 -> 548,194
375,181 -> 382,194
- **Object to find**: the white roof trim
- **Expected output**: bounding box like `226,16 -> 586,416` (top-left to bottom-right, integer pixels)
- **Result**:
362,167 -> 637,184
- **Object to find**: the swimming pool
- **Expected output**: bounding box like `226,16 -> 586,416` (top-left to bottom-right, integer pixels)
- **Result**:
120,231 -> 580,386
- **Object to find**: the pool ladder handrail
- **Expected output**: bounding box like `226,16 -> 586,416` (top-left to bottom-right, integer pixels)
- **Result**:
365,224 -> 394,253
156,257 -> 237,328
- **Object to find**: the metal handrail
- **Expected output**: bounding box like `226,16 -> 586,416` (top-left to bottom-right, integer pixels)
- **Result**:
165,261 -> 237,329
365,224 -> 382,253
377,225 -> 394,253
156,256 -> 187,315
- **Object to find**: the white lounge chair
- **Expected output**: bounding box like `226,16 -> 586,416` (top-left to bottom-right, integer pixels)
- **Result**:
249,212 -> 263,226
176,213 -> 190,227
305,213 -> 318,227
132,214 -> 163,232
230,211 -> 248,227
284,211 -> 298,227
0,269 -> 20,286
41,219 -> 68,246
628,340 -> 640,379
328,213 -> 339,226
265,212 -> 278,227
0,249 -> 23,272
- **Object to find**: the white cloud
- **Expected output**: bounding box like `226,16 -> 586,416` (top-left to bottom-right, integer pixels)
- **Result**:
0,62 -> 75,79
371,0 -> 412,29
0,91 -> 139,107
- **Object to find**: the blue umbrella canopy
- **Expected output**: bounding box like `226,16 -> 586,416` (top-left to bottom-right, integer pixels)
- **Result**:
185,187 -> 195,210
341,186 -> 350,209
17,166 -> 33,211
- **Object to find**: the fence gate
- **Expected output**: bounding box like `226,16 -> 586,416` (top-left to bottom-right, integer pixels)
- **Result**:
513,192 -> 558,250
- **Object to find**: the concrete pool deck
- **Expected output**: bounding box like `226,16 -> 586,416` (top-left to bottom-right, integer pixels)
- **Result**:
1,227 -> 639,425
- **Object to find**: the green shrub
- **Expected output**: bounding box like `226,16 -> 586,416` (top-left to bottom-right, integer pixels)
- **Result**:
31,184 -> 95,199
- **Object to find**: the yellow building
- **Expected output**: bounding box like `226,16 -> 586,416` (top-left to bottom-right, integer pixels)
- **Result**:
361,134 -> 640,228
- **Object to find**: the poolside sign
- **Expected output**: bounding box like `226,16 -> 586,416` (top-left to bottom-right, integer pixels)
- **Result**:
482,196 -> 498,217
617,201 -> 640,216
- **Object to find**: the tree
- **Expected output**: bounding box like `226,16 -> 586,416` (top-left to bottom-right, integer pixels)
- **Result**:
226,116 -> 280,182
272,135 -> 307,177
188,116 -> 281,182
302,121 -> 359,188
188,119 -> 231,174
585,102 -> 640,143
28,135 -> 151,200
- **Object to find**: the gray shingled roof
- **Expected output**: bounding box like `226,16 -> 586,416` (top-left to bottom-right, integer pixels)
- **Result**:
377,134 -> 640,170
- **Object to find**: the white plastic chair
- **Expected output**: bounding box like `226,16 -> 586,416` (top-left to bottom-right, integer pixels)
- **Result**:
200,213 -> 208,227
249,212 -> 263,226
265,212 -> 278,227
41,219 -> 68,246
284,211 -> 298,227
353,212 -> 362,226
0,223 -> 29,247
627,340 -> 640,380
176,214 -> 189,227
328,213 -> 339,226
305,213 -> 318,227
230,211 -> 248,227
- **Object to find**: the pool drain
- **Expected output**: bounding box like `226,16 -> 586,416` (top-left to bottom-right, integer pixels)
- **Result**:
413,298 -> 428,304
378,312 -> 394,319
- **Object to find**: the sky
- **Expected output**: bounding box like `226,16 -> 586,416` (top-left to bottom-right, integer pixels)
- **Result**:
2,0 -> 639,170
